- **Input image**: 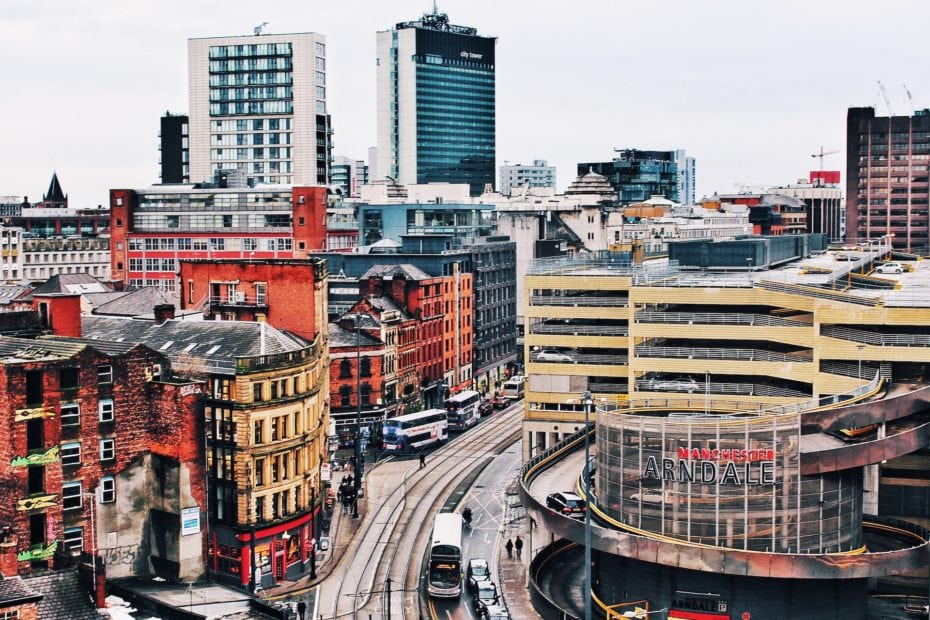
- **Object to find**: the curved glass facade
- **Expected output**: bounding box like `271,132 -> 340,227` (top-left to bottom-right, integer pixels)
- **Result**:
596,409 -> 864,553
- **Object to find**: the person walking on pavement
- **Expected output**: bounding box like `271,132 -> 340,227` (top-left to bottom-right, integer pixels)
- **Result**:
419,453 -> 426,469
515,536 -> 523,559
505,538 -> 514,559
297,599 -> 307,620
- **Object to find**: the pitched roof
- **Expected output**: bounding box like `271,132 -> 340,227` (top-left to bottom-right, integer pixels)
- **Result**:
367,295 -> 411,320
43,172 -> 66,203
30,274 -> 111,296
81,316 -> 310,374
92,287 -> 176,317
25,569 -> 97,620
360,263 -> 431,281
0,576 -> 42,607
328,322 -> 382,348
0,335 -> 141,363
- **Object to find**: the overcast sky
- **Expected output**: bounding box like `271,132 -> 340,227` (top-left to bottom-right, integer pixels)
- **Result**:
4,0 -> 929,207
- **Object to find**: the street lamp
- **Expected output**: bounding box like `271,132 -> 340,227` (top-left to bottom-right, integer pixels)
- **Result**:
353,313 -> 363,519
581,390 -> 593,620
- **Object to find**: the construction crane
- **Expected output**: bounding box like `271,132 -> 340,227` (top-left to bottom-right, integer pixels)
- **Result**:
904,84 -> 915,112
811,147 -> 840,170
254,21 -> 269,36
877,80 -> 895,116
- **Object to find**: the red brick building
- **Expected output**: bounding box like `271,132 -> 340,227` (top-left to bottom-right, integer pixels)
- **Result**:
108,184 -> 327,293
0,301 -> 207,583
178,258 -> 328,341
328,314 -> 385,444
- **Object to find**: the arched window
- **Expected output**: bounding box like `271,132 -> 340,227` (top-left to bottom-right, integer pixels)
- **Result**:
360,357 -> 371,377
339,385 -> 351,407
339,359 -> 352,378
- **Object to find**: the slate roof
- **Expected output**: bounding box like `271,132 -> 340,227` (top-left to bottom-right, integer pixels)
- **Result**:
367,296 -> 411,321
92,287 -> 176,318
25,569 -> 98,620
360,263 -> 431,281
0,576 -> 42,607
30,274 -> 111,296
328,322 -> 382,348
0,285 -> 32,306
81,316 -> 310,374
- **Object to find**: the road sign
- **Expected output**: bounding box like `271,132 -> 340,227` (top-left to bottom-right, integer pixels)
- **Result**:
321,463 -> 331,481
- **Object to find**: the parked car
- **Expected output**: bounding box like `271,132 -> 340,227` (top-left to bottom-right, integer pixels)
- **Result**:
875,262 -> 905,274
546,491 -> 586,517
630,490 -> 674,504
642,376 -> 699,393
481,604 -> 511,620
479,399 -> 494,416
466,558 -> 491,593
535,349 -> 574,362
472,580 -> 500,614
491,395 -> 509,409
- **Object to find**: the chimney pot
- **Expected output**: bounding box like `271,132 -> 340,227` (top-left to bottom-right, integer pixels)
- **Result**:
154,304 -> 176,325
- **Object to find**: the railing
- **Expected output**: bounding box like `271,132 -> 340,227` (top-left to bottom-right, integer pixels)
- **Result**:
634,380 -> 808,399
820,360 -> 880,379
635,345 -> 813,363
643,274 -> 755,288
208,294 -> 268,306
822,324 -> 930,347
529,323 -> 629,337
589,382 -> 629,394
530,295 -> 628,307
530,353 -> 629,365
757,280 -> 880,306
236,342 -> 319,372
635,311 -> 810,328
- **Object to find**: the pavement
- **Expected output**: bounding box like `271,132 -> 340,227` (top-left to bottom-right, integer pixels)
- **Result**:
498,478 -> 539,619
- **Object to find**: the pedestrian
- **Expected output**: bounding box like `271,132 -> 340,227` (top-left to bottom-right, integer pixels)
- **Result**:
515,536 -> 523,559
296,599 -> 307,620
505,538 -> 514,559
419,453 -> 426,469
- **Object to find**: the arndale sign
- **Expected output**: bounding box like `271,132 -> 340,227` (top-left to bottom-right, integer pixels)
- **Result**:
642,447 -> 776,486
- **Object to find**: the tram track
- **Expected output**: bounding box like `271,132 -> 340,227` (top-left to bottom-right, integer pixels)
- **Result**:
323,404 -> 523,620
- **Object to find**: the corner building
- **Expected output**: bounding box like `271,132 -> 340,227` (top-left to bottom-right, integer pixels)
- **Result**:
376,9 -> 496,195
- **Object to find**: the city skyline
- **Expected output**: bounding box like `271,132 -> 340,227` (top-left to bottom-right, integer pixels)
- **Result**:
4,0 -> 929,207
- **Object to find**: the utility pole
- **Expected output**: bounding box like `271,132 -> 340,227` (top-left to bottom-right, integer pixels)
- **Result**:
353,314 -> 362,519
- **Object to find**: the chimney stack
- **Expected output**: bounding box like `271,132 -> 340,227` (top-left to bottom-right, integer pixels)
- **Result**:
32,293 -> 82,338
154,304 -> 176,325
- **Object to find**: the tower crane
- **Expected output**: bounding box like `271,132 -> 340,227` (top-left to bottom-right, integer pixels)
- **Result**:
877,80 -> 895,116
811,146 -> 840,170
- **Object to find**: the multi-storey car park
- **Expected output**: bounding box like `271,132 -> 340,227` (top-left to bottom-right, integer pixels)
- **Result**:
520,234 -> 930,619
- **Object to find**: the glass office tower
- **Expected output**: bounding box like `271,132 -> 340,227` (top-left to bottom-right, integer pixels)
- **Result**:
377,9 -> 496,196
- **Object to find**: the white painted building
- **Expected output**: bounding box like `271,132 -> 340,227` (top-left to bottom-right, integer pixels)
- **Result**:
188,31 -> 331,186
21,236 -> 111,284
499,160 -> 556,196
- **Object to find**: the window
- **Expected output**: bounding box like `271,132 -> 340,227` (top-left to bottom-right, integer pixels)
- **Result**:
339,359 -> 352,378
339,385 -> 351,407
255,496 -> 264,522
255,458 -> 264,486
63,526 -> 84,555
61,442 -> 82,467
97,365 -> 113,384
100,438 -> 115,461
59,367 -> 79,390
62,482 -> 82,511
254,420 -> 263,444
100,477 -> 115,503
253,382 -> 263,402
360,357 -> 371,377
98,399 -> 114,422
361,384 -> 371,406
61,403 -> 80,426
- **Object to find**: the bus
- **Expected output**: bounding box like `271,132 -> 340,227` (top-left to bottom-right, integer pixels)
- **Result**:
444,390 -> 481,431
382,409 -> 448,454
427,512 -> 463,597
501,375 -> 526,400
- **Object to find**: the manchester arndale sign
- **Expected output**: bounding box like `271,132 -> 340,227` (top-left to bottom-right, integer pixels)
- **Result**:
642,447 -> 776,486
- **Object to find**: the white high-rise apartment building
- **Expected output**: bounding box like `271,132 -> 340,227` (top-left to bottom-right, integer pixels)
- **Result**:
188,32 -> 332,187
499,160 -> 556,196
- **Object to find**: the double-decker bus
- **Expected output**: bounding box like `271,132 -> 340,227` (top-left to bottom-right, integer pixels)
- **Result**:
382,409 -> 448,454
427,512 -> 463,597
502,375 -> 526,400
444,390 -> 481,431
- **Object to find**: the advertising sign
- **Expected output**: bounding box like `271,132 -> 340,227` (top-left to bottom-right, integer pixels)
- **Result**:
181,507 -> 200,536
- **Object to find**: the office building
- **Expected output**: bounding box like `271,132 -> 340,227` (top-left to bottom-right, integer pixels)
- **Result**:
331,156 -> 369,198
159,112 -> 189,184
499,160 -> 556,196
766,177 -> 845,240
108,181 -> 327,292
579,149 -> 695,204
846,106 -> 930,250
188,32 -> 333,187
376,8 -> 496,195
